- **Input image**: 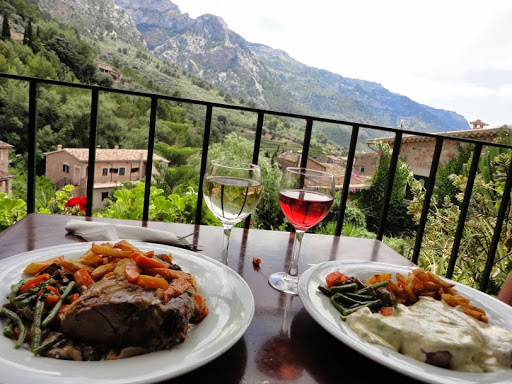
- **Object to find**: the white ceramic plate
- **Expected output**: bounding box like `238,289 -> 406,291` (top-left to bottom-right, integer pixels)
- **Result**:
298,260 -> 512,384
0,242 -> 255,384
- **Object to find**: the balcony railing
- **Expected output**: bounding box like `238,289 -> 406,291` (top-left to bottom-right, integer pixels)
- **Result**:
1,73 -> 511,292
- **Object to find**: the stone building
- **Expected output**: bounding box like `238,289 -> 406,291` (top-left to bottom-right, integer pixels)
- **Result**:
44,145 -> 169,209
275,151 -> 369,190
0,140 -> 13,194
366,121 -> 511,182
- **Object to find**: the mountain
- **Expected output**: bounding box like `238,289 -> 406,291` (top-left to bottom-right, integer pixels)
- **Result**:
111,0 -> 468,133
32,0 -> 469,141
33,0 -> 145,47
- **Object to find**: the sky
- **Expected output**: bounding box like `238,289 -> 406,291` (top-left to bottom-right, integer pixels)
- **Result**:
172,0 -> 511,128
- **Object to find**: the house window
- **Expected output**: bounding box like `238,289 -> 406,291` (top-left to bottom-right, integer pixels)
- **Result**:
110,168 -> 119,173
63,163 -> 70,173
102,168 -> 108,176
360,167 -> 365,173
131,167 -> 139,173
119,167 -> 126,176
101,192 -> 109,201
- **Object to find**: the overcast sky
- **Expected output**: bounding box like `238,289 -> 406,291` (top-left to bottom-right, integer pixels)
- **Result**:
172,0 -> 511,128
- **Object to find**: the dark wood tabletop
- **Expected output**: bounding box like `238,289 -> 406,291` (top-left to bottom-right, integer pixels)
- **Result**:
0,213 -> 422,383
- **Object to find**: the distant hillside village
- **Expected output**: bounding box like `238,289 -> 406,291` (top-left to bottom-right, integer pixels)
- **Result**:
1,120 -> 510,208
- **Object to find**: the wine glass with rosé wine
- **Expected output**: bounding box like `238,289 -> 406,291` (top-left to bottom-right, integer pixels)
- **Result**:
269,167 -> 334,294
203,159 -> 263,265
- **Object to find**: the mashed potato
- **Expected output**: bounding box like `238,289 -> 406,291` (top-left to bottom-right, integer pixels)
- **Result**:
345,296 -> 512,372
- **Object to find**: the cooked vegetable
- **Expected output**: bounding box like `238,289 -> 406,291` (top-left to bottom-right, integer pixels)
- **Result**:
124,263 -> 140,283
325,271 -> 350,287
32,333 -> 66,356
0,307 -> 27,348
42,281 -> 76,328
31,298 -> 45,351
73,268 -> 95,289
134,255 -> 168,270
136,275 -> 168,290
20,274 -> 51,293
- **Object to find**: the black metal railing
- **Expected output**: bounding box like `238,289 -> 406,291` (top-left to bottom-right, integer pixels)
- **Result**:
1,73 -> 511,292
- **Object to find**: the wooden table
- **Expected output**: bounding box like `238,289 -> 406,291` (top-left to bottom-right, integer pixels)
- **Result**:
0,214 -> 421,383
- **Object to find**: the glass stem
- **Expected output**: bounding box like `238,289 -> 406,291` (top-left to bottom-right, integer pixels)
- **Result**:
221,223 -> 233,265
287,230 -> 305,277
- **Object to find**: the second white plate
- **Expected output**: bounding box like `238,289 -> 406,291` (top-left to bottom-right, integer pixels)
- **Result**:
298,260 -> 512,384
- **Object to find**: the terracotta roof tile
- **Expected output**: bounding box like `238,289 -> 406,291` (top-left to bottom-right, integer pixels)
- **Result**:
46,148 -> 169,164
0,140 -> 13,149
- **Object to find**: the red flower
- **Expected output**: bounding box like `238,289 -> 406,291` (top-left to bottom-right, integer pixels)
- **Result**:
66,196 -> 87,212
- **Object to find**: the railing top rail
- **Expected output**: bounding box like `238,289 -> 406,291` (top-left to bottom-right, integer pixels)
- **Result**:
2,72 -> 511,151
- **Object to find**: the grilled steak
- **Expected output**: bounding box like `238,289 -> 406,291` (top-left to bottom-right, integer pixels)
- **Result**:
61,274 -> 195,350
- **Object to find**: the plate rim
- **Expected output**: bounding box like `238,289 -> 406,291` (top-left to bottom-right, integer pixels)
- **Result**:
298,260 -> 512,384
0,241 -> 255,384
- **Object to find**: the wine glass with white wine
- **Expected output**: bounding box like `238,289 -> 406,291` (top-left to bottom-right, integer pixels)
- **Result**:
203,160 -> 263,265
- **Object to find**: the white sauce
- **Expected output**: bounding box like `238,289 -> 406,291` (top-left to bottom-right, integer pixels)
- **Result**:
345,297 -> 512,372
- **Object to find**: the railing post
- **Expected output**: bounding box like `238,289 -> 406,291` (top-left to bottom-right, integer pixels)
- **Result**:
480,151 -> 512,291
85,89 -> 99,216
195,105 -> 213,225
244,111 -> 265,228
336,124 -> 359,236
300,118 -> 313,168
411,137 -> 444,264
143,96 -> 158,222
446,143 -> 483,278
377,132 -> 402,240
26,80 -> 38,214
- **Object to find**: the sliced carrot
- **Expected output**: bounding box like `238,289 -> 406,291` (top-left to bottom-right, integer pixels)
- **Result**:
73,268 -> 95,288
124,263 -> 140,283
134,255 -> 168,270
137,275 -> 168,290
68,293 -> 80,303
380,306 -> 394,316
144,250 -> 155,258
37,285 -> 60,307
162,278 -> 192,302
192,294 -> 209,322
145,268 -> 190,280
20,273 -> 51,292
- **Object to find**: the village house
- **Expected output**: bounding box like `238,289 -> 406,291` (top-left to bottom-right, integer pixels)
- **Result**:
364,119 -> 511,186
0,140 -> 13,194
275,151 -> 370,190
44,145 -> 169,209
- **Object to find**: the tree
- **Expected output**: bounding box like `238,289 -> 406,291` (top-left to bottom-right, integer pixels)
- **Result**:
1,13 -> 11,40
23,20 -> 33,46
356,141 -> 415,236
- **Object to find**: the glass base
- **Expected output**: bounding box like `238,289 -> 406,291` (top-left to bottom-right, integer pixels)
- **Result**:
268,272 -> 299,295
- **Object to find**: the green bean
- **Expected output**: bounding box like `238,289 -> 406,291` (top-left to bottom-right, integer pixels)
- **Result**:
3,321 -> 14,337
42,281 -> 75,328
346,299 -> 383,314
15,294 -> 38,307
330,296 -> 351,316
330,283 -> 358,293
344,292 -> 375,301
9,281 -> 24,304
32,333 -> 65,356
318,285 -> 335,297
31,298 -> 45,352
356,280 -> 389,294
0,307 -> 27,349
331,292 -> 362,306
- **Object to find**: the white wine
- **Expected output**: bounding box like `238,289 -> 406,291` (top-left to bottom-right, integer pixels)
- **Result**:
203,176 -> 263,224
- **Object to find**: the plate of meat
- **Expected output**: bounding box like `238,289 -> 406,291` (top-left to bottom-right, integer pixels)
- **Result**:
0,241 -> 255,384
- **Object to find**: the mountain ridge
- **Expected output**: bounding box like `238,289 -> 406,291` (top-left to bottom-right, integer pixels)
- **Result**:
34,0 -> 470,139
